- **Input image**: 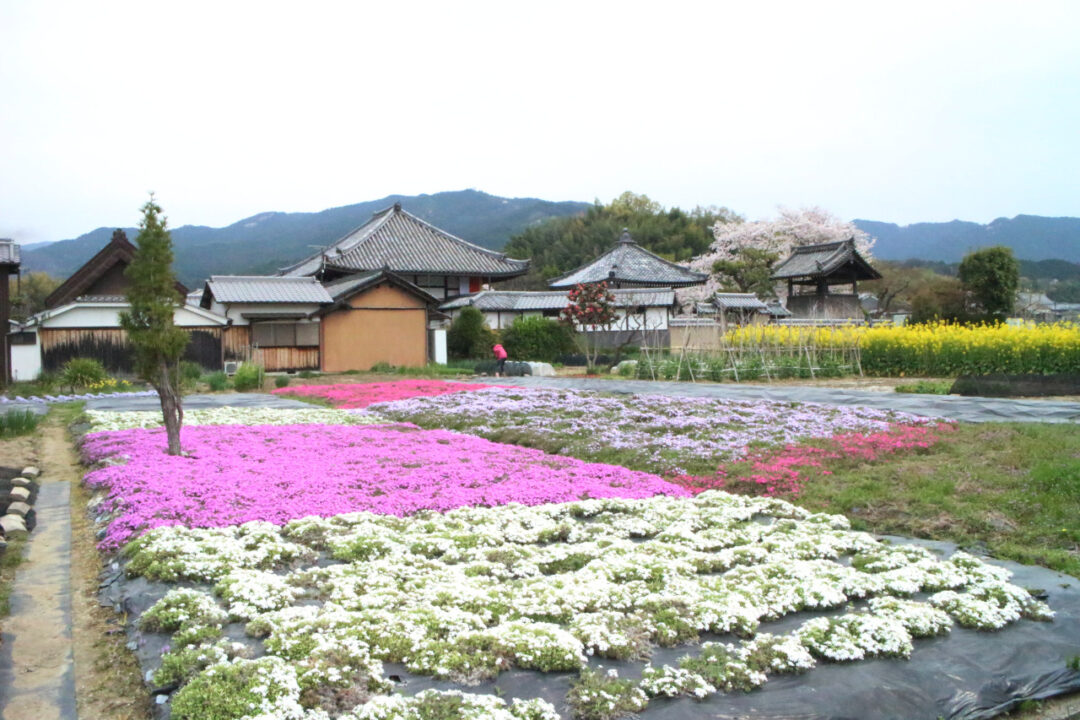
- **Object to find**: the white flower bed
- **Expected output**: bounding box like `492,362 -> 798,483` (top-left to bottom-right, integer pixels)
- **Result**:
86,407 -> 384,432
125,493 -> 1053,719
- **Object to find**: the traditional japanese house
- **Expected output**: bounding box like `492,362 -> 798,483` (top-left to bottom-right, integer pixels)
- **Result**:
201,270 -> 442,372
279,203 -> 529,298
547,229 -> 708,290
770,239 -> 881,319
0,239 -> 20,384
710,293 -> 770,330
9,231 -> 228,380
440,288 -> 677,347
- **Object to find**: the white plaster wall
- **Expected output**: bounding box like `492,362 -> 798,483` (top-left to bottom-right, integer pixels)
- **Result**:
222,303 -> 322,325
11,340 -> 41,381
40,305 -> 122,328
36,303 -> 226,329
431,329 -> 447,364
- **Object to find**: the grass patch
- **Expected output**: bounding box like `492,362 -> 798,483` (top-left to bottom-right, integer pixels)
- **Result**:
782,422 -> 1080,577
895,379 -> 954,395
0,537 -> 28,617
0,409 -> 42,438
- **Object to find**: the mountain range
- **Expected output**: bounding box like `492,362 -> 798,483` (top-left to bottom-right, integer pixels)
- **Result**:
17,191 -> 1080,287
19,190 -> 591,288
854,215 -> 1080,264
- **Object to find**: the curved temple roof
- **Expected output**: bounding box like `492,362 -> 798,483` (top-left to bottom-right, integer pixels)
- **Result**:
280,203 -> 530,279
548,229 -> 707,289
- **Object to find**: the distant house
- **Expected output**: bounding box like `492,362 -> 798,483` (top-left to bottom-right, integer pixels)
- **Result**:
279,203 -> 530,298
440,288 -> 676,345
694,293 -> 791,330
1015,292 -> 1080,323
770,239 -> 881,320
201,270 -> 443,372
548,229 -> 707,289
10,232 -> 228,380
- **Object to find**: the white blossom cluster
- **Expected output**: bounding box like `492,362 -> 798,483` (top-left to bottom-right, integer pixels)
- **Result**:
639,665 -> 717,698
125,521 -> 316,582
126,492 -> 1054,718
140,588 -> 228,633
86,407 -> 384,433
346,690 -> 560,720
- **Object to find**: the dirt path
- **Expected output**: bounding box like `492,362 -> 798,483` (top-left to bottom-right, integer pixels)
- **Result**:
0,424 -> 76,720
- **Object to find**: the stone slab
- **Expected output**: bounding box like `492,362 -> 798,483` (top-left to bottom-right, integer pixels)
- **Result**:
0,514 -> 27,539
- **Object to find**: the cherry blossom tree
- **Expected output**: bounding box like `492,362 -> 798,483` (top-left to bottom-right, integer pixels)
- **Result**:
679,207 -> 876,308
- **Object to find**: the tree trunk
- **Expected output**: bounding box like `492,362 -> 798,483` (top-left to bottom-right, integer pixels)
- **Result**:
158,359 -> 183,455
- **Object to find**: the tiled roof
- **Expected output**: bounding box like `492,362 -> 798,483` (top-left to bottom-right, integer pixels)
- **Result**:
440,288 -> 676,313
206,276 -> 332,304
280,204 -> 529,278
713,293 -> 768,310
548,229 -> 707,289
764,301 -> 792,317
770,239 -> 881,281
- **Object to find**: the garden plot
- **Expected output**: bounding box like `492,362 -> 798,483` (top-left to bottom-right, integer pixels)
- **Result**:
369,386 -> 936,476
80,393 -> 1079,719
273,380 -> 506,409
85,406 -> 387,432
81,423 -> 684,550
101,493 -> 1068,720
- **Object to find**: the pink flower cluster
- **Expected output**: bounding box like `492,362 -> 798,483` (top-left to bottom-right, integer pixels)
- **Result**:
272,380 -> 503,409
82,424 -> 687,549
673,423 -> 952,497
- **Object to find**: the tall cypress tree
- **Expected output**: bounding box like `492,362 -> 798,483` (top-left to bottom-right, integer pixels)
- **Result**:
120,196 -> 189,454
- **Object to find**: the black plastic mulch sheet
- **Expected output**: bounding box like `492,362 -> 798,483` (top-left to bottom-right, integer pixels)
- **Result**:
102,537 -> 1080,720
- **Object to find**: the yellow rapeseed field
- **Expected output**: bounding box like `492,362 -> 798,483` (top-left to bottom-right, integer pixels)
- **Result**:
721,322 -> 1080,376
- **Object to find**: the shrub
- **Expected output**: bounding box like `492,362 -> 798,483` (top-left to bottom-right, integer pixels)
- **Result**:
501,316 -> 578,362
447,307 -> 496,359
298,370 -> 317,379
275,375 -> 290,389
180,361 -> 203,382
60,357 -> 107,389
371,361 -> 393,373
204,371 -> 228,392
232,364 -> 264,392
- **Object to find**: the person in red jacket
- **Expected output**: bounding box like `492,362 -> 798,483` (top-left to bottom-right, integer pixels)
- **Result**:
492,343 -> 508,377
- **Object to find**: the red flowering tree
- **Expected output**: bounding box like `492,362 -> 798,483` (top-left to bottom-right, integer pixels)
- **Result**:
560,282 -> 618,371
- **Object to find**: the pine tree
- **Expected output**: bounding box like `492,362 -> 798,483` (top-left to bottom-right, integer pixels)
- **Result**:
120,196 -> 189,454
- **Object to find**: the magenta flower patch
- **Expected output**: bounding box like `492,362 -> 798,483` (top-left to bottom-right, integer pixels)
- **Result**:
271,380 -> 502,409
82,424 -> 687,549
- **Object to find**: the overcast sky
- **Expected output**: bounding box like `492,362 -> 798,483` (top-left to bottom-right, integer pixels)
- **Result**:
1,0 -> 1077,243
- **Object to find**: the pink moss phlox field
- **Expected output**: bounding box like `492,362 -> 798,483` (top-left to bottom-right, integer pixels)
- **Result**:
271,380 -> 505,409
673,423 -> 953,497
81,424 -> 687,549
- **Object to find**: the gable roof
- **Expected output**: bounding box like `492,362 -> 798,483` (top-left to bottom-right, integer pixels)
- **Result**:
317,269 -> 442,316
770,239 -> 882,282
440,288 -> 676,313
45,232 -> 188,309
203,275 -> 333,305
279,203 -> 530,279
548,229 -> 707,289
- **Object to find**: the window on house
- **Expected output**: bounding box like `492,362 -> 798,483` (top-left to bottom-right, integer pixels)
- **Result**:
252,322 -> 318,347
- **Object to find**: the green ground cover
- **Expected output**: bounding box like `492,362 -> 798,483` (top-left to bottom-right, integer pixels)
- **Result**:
782,423 -> 1080,578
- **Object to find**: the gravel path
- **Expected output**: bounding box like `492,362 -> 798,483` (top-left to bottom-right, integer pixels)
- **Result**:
0,469 -> 76,719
